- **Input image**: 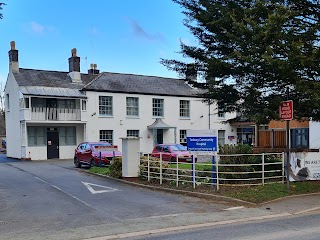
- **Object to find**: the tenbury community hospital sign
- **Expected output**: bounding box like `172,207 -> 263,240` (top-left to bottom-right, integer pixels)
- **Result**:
187,130 -> 217,154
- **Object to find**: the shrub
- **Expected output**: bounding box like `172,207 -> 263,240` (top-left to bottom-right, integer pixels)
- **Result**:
139,156 -> 169,179
109,157 -> 122,178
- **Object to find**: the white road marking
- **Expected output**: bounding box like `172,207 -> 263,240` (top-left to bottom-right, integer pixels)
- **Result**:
224,206 -> 245,211
34,177 -> 92,208
82,181 -> 119,194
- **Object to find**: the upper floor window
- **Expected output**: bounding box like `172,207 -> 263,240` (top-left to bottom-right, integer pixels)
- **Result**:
81,100 -> 87,111
152,98 -> 164,117
127,130 -> 139,137
58,99 -> 76,109
6,94 -> 9,111
180,100 -> 190,118
20,97 -> 30,109
126,97 -> 139,116
99,96 -> 113,116
218,106 -> 225,118
100,130 -> 113,144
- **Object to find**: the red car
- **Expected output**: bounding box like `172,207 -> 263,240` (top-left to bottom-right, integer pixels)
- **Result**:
151,144 -> 194,162
74,142 -> 122,168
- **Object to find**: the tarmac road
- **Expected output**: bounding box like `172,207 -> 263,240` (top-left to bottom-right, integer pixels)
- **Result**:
1,155 -> 320,240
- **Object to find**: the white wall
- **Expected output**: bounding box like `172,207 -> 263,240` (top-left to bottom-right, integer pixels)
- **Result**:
85,91 -> 235,153
309,121 -> 320,149
4,72 -> 22,159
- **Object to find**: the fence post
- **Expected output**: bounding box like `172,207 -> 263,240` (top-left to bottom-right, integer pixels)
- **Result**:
212,155 -> 216,186
147,154 -> 150,182
176,155 -> 179,187
216,154 -> 219,191
262,153 -> 265,186
99,151 -> 102,168
160,152 -> 163,185
192,155 -> 195,188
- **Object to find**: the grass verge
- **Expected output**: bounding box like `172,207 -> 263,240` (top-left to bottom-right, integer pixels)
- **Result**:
89,166 -> 110,175
223,181 -> 320,203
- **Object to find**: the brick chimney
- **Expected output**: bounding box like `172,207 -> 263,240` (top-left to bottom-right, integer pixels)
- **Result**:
8,41 -> 19,73
68,48 -> 81,82
88,63 -> 100,74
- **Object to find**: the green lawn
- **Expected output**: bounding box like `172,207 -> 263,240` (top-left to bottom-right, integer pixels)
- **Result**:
169,162 -> 213,171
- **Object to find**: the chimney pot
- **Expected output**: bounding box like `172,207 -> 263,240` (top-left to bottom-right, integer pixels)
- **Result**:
10,41 -> 16,50
71,48 -> 77,57
88,63 -> 100,74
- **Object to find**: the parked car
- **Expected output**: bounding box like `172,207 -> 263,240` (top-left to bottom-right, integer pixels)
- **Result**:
151,143 -> 195,162
74,142 -> 122,168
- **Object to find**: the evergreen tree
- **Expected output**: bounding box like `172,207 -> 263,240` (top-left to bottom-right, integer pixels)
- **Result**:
161,0 -> 320,123
0,2 -> 5,19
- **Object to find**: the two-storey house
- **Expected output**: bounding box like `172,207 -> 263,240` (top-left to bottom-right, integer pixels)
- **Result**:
5,42 -> 236,160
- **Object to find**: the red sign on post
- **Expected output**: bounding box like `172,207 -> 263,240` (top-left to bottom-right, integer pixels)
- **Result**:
280,100 -> 293,120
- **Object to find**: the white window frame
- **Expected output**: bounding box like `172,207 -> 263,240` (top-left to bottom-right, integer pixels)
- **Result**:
126,97 -> 139,117
218,107 -> 225,118
218,130 -> 226,146
180,100 -> 190,118
180,130 -> 187,146
99,130 -> 113,144
81,99 -> 87,111
99,96 -> 113,116
152,98 -> 164,117
127,130 -> 139,137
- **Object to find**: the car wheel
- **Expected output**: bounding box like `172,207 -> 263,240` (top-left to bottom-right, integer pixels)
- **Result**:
171,157 -> 176,162
74,157 -> 81,168
90,159 -> 96,168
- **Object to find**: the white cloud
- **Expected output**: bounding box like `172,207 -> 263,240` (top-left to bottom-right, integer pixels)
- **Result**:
31,21 -> 45,33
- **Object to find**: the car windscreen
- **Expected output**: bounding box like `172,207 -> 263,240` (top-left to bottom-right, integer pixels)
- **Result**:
170,145 -> 187,151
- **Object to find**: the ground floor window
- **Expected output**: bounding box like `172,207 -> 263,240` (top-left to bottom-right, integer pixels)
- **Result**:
218,130 -> 225,146
237,127 -> 254,145
58,127 -> 76,145
127,130 -> 139,137
100,130 -> 113,144
28,127 -> 46,146
291,128 -> 309,148
180,130 -> 187,146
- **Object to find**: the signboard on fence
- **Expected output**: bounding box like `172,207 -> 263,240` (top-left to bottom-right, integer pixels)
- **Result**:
290,152 -> 320,182
187,130 -> 217,155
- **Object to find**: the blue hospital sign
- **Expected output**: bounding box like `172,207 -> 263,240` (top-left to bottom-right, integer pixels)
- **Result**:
187,130 -> 217,153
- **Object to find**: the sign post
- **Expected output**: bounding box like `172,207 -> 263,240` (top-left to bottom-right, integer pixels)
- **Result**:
187,130 -> 218,186
280,97 -> 293,190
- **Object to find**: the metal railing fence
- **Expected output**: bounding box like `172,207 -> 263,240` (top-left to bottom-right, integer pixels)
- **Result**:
140,152 -> 284,190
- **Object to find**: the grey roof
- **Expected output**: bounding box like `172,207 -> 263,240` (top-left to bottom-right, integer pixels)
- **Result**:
147,118 -> 175,129
84,72 -> 202,97
19,86 -> 86,98
14,68 -> 97,89
13,68 -> 203,98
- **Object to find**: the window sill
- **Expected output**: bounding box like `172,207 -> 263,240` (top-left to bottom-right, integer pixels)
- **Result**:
152,116 -> 164,119
99,115 -> 114,118
126,116 -> 140,119
179,117 -> 191,120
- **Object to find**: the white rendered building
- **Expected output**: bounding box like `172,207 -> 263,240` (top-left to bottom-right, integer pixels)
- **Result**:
4,42 -> 236,160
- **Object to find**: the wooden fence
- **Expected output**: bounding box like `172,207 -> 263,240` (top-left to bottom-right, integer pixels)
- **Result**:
258,130 -> 286,148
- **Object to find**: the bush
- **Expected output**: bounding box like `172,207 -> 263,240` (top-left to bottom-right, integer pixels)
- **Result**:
140,156 -> 169,179
109,157 -> 122,178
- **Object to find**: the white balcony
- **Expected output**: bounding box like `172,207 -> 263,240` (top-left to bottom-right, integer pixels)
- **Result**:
30,107 -> 81,121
